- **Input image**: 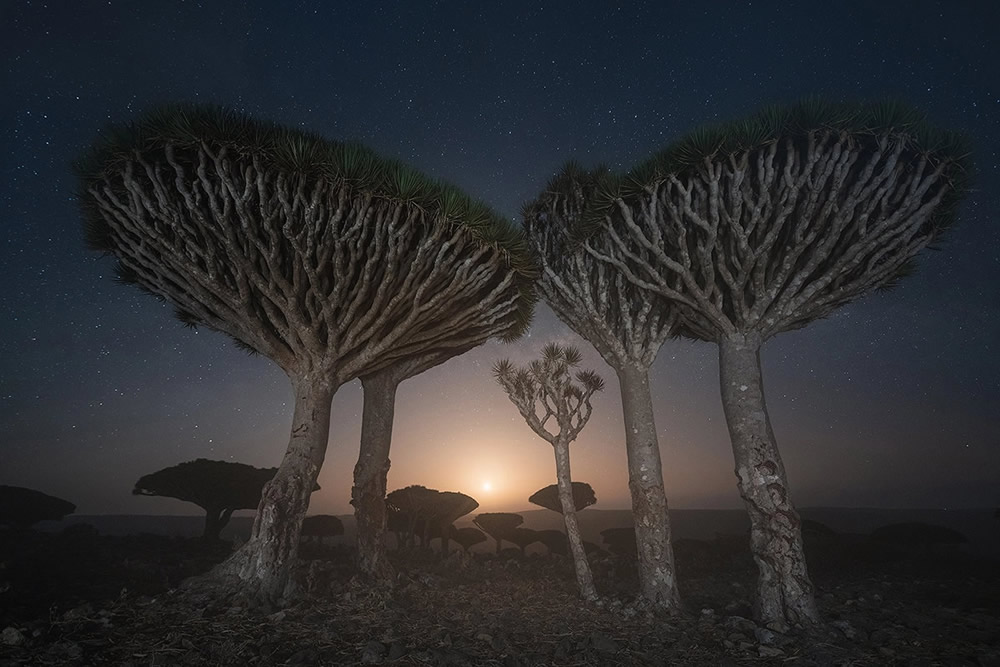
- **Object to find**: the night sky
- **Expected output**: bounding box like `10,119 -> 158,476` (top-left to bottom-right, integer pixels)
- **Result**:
2,1 -> 998,518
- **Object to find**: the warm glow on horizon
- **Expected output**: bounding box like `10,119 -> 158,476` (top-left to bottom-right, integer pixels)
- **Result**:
482,481 -> 492,492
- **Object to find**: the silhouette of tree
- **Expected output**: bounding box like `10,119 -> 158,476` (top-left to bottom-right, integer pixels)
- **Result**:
473,512 -> 524,554
601,527 -> 637,558
579,100 -> 970,625
523,166 -> 682,611
529,482 -> 596,514
536,529 -> 569,556
426,491 -> 479,555
300,514 -> 344,543
132,459 -> 282,540
494,344 -> 603,601
0,485 -> 76,530
386,485 -> 439,548
507,527 -> 541,556
449,526 -> 488,554
78,105 -> 535,603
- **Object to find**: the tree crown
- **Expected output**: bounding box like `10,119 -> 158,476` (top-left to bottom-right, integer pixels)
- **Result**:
529,481 -> 597,513
77,104 -> 537,348
493,343 -> 604,445
132,459 -> 288,512
0,485 -> 76,529
579,99 -> 970,232
560,100 -> 972,340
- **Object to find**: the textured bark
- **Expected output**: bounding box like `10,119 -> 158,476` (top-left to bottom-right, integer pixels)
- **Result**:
352,370 -> 398,582
553,440 -> 598,601
216,376 -> 335,605
719,335 -> 819,626
617,364 -> 682,611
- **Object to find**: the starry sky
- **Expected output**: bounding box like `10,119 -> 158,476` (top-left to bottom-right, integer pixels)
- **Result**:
2,1 -> 998,517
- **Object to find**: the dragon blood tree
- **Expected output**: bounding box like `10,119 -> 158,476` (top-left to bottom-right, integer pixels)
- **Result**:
522,168 -> 682,610
494,343 -> 604,601
581,100 -> 970,625
132,459 -> 282,541
77,105 -> 535,604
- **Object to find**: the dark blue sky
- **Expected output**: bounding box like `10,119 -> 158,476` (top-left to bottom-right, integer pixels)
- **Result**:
2,1 -> 997,516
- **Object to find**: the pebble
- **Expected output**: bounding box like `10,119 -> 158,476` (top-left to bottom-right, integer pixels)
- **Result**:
1,626 -> 25,646
754,627 -> 778,645
361,640 -> 385,664
830,619 -> 857,639
590,632 -> 618,654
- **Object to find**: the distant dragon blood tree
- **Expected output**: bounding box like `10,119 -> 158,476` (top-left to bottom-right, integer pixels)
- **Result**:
580,100 -> 970,626
522,169 -> 682,611
383,486 -> 478,554
473,512 -> 524,554
132,459 -> 282,540
0,485 -> 76,530
493,344 -> 604,601
449,526 -> 487,554
529,481 -> 597,514
77,105 -> 535,604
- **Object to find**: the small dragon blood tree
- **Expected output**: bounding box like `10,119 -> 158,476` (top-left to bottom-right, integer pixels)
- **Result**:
77,105 -> 535,604
494,343 -> 604,601
579,100 -> 970,625
522,167 -> 683,611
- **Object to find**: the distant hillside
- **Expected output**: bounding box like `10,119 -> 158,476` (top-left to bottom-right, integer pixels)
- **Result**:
37,507 -> 999,555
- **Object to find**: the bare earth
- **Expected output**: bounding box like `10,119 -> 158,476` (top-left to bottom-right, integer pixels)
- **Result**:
1,527 -> 998,666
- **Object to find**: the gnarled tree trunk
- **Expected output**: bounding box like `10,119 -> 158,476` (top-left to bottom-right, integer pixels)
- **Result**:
719,335 -> 820,626
216,375 -> 335,605
617,364 -> 682,612
553,439 -> 598,601
352,370 -> 398,582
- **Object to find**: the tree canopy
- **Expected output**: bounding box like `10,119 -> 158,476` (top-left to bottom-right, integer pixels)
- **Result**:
0,485 -> 76,530
132,459 -> 304,540
473,512 -> 524,554
529,482 -> 597,514
574,99 -> 971,343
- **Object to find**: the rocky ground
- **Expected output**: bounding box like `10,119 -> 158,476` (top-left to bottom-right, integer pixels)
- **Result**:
1,527 -> 998,666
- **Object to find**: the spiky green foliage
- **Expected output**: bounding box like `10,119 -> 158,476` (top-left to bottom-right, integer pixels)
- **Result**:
76,103 -> 537,340
494,344 -> 604,434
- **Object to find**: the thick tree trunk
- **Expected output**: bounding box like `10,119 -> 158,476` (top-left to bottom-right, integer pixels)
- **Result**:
718,334 -> 820,626
617,364 -> 682,612
553,439 -> 598,601
352,370 -> 398,582
214,374 -> 335,606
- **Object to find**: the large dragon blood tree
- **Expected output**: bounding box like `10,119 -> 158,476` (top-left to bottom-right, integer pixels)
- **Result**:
580,100 -> 970,625
522,168 -> 682,611
77,105 -> 536,604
